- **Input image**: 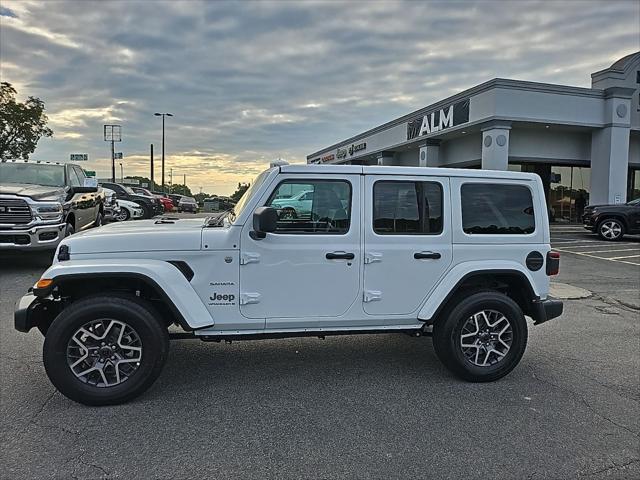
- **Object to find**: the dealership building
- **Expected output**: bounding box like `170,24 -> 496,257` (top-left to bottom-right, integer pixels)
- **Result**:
307,51 -> 640,222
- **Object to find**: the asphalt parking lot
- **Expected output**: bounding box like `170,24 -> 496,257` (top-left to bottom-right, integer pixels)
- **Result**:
0,226 -> 638,479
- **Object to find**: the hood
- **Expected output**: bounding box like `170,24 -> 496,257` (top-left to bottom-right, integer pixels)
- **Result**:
62,217 -> 206,254
0,183 -> 65,201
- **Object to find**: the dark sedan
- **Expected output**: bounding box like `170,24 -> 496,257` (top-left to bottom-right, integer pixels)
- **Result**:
177,196 -> 198,213
583,198 -> 640,240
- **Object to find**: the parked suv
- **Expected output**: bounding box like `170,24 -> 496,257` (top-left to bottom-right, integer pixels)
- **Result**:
0,159 -> 104,250
177,196 -> 198,213
99,182 -> 163,219
582,198 -> 640,240
15,164 -> 563,405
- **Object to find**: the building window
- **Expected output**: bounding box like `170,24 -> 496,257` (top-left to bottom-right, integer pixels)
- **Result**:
461,183 -> 535,234
266,180 -> 351,234
373,181 -> 443,234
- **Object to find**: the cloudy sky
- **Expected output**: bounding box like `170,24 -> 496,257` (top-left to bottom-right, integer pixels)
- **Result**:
1,0 -> 638,195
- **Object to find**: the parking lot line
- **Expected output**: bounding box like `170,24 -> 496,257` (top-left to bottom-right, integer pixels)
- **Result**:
554,243 -> 640,249
575,248 -> 640,254
608,254 -> 640,260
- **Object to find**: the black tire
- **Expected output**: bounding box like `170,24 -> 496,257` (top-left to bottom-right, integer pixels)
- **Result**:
116,208 -> 130,222
279,207 -> 297,220
432,291 -> 528,382
43,296 -> 169,406
142,204 -> 154,219
94,209 -> 104,227
64,222 -> 75,237
596,218 -> 625,241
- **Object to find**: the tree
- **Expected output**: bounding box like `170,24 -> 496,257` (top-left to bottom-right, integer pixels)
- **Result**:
0,82 -> 53,160
169,184 -> 192,196
230,182 -> 250,202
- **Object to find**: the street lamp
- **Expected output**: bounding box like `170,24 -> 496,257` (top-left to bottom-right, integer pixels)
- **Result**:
154,113 -> 173,192
119,163 -> 123,183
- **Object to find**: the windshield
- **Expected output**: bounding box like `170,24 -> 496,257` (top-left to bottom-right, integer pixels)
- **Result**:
123,186 -> 136,195
0,162 -> 65,187
181,197 -> 196,203
232,169 -> 271,221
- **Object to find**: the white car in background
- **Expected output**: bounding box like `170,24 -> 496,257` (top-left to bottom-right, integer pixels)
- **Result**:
115,199 -> 144,221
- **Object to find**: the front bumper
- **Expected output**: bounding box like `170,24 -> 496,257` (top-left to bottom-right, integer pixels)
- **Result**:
14,293 -> 59,333
0,222 -> 66,250
531,299 -> 564,325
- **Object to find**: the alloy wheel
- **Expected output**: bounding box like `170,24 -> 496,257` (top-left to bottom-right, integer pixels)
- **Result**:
460,309 -> 512,367
66,319 -> 142,387
600,220 -> 622,240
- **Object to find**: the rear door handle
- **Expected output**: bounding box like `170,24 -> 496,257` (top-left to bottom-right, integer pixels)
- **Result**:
414,251 -> 441,260
326,252 -> 355,260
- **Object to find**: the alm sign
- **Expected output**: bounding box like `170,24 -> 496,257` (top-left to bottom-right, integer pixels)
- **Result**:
407,99 -> 469,140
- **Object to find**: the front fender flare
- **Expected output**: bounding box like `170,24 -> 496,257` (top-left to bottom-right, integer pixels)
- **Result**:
36,259 -> 214,330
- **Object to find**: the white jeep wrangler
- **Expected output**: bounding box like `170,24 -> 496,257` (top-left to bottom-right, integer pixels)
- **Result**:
15,164 -> 563,405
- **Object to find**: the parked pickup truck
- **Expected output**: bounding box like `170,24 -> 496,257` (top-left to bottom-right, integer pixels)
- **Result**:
15,163 -> 563,405
0,159 -> 104,250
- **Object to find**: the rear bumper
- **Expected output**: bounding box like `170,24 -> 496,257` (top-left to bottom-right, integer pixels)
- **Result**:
0,222 -> 66,250
531,299 -> 564,326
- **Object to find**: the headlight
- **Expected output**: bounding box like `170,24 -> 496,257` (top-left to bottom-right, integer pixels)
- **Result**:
33,203 -> 63,221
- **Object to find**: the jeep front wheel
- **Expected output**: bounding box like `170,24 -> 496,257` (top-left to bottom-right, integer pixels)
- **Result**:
43,296 -> 169,406
432,291 -> 527,382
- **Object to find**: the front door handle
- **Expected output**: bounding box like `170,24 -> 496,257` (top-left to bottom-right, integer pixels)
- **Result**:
414,251 -> 441,260
326,252 -> 355,260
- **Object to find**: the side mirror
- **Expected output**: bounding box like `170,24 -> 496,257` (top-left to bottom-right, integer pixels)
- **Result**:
250,206 -> 278,240
69,186 -> 98,195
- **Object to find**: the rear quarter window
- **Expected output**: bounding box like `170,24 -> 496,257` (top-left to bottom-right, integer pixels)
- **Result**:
461,183 -> 535,234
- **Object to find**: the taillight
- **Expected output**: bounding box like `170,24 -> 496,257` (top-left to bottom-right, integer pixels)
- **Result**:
546,251 -> 560,276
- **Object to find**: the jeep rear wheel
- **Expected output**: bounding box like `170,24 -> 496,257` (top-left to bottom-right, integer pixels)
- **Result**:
43,296 -> 169,406
432,291 -> 527,382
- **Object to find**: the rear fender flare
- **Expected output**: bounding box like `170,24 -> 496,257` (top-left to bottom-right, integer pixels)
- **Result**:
417,261 -> 541,321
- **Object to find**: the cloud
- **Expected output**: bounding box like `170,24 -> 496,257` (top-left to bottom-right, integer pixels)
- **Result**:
1,0 -> 638,195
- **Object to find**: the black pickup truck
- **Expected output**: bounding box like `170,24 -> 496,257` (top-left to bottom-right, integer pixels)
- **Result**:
0,159 -> 105,250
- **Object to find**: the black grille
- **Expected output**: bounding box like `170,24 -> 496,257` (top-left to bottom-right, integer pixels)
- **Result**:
0,234 -> 30,245
0,198 -> 32,224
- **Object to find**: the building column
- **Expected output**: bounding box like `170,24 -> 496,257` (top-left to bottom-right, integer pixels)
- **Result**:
481,124 -> 511,171
376,152 -> 395,166
419,141 -> 440,167
589,87 -> 634,205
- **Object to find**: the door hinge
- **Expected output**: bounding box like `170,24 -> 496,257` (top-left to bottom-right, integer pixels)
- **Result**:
240,252 -> 261,265
363,290 -> 382,302
240,292 -> 261,305
364,252 -> 383,264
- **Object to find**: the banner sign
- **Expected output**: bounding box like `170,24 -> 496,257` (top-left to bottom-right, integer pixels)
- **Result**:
114,152 -> 123,160
407,99 -> 469,140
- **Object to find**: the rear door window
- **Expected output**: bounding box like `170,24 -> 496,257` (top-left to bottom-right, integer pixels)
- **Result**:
373,181 -> 443,234
461,183 -> 535,234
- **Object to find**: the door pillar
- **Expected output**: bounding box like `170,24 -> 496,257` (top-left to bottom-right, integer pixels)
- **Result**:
419,141 -> 440,167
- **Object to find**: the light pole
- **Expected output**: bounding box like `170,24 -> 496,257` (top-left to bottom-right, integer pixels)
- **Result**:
119,163 -> 123,183
103,125 -> 121,183
154,113 -> 173,192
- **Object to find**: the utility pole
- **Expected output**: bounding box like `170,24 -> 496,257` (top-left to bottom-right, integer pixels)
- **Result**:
183,174 -> 186,195
154,113 -> 173,192
119,163 -> 124,183
150,144 -> 154,189
169,168 -> 173,191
